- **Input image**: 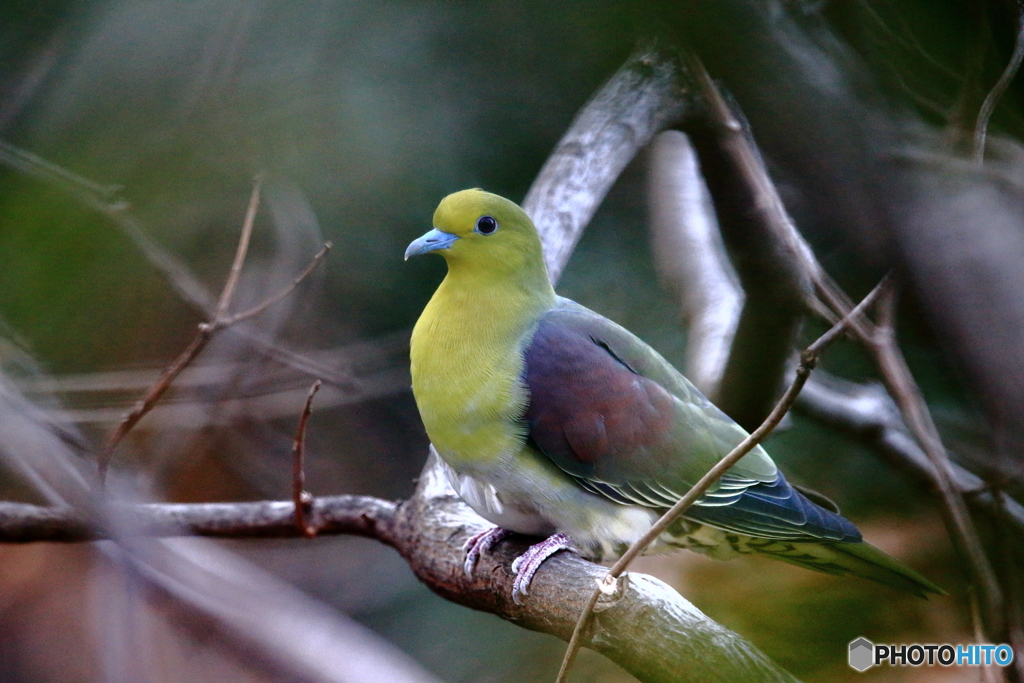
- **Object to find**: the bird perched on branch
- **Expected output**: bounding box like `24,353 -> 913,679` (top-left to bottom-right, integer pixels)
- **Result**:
406,188 -> 944,603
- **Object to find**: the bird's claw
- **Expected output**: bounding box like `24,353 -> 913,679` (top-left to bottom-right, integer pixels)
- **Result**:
510,533 -> 574,604
463,526 -> 511,577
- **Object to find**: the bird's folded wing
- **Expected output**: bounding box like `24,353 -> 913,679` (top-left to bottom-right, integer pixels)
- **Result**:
523,299 -> 860,543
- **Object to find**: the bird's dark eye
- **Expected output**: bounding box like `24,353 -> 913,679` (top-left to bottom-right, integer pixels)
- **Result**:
475,215 -> 498,235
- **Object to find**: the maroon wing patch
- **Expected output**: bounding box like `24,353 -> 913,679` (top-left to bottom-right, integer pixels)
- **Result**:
523,317 -> 677,479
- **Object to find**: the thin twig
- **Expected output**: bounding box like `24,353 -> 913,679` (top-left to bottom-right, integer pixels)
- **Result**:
98,177 -> 266,481
554,276 -> 890,683
814,275 -> 1006,640
98,330 -> 212,481
974,4 -> 1024,163
292,380 -> 321,538
98,178 -> 331,483
223,242 -> 332,325
214,174 -> 264,320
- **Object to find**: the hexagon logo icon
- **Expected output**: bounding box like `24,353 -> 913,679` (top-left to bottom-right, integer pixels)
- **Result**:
849,638 -> 874,672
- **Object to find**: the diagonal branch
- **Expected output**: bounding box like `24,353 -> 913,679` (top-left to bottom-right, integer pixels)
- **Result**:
523,46 -> 690,284
98,179 -> 331,481
679,53 -> 818,429
866,286 -> 1005,635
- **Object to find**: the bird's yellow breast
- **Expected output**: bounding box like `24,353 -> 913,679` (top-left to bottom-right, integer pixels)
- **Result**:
410,273 -> 548,470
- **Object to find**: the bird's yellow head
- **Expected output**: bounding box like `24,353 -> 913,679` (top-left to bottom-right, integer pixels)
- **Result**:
405,189 -> 548,280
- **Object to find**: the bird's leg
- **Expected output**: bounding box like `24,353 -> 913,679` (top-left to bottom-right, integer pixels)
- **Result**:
463,526 -> 512,577
510,533 -> 574,604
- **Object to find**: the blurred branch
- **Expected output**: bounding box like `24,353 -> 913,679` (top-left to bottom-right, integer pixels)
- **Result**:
123,535 -> 444,683
865,286 -> 1004,635
973,3 -> 1024,163
647,130 -> 741,396
16,331 -> 411,426
523,45 -> 689,284
98,178 -> 331,480
796,372 -> 1024,539
0,453 -> 800,683
0,138 -> 358,389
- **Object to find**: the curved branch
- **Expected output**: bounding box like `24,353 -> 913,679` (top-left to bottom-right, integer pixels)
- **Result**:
648,130 -> 742,397
973,6 -> 1024,163
523,46 -> 689,284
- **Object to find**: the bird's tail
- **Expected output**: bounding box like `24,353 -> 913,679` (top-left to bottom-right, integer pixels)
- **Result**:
760,539 -> 946,598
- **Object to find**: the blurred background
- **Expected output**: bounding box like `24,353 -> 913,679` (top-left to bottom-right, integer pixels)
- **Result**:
0,1 -> 1022,681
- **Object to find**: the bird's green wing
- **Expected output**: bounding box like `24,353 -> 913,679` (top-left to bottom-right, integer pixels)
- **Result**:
523,298 -> 860,543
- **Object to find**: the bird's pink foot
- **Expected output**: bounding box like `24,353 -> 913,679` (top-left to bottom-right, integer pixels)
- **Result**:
463,526 -> 512,577
510,533 -> 574,604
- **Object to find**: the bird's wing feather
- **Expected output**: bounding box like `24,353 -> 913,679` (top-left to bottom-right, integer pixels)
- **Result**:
523,298 -> 860,542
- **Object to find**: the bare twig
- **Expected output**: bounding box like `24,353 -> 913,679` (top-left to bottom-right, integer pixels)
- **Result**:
554,277 -> 889,683
973,4 -> 1024,163
292,380 -> 321,538
0,496 -> 395,543
215,174 -> 264,319
223,242 -> 332,325
808,272 -> 1007,641
98,178 -> 331,482
681,53 -> 819,428
98,330 -> 212,481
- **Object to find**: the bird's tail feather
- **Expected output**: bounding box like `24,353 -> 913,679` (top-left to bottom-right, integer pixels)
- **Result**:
758,539 -> 946,598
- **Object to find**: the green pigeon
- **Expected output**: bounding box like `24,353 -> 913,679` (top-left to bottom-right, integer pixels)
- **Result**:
406,188 -> 944,602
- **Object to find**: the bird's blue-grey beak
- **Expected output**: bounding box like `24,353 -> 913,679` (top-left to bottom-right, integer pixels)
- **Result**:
404,228 -> 459,260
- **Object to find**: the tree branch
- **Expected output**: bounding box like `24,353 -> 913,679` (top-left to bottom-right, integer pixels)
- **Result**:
647,129 -> 741,396
796,372 -> 1024,540
523,46 -> 689,284
680,53 -> 818,430
0,453 -> 800,683
973,3 -> 1024,163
